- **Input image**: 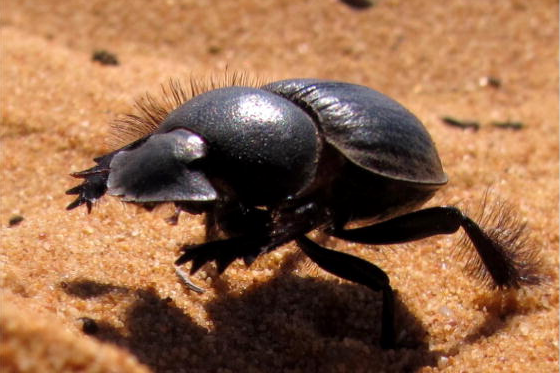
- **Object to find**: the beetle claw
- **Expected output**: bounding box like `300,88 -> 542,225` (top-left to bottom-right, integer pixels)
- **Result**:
242,254 -> 258,266
65,187 -> 96,213
176,242 -> 227,274
175,244 -> 209,274
190,256 -> 208,275
216,255 -> 237,274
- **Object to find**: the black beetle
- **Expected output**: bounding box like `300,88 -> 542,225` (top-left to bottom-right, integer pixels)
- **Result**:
67,78 -> 540,348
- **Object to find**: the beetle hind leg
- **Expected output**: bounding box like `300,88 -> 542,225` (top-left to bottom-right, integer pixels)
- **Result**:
332,206 -> 542,289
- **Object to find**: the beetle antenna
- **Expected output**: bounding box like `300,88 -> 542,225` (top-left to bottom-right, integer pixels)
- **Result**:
456,197 -> 542,288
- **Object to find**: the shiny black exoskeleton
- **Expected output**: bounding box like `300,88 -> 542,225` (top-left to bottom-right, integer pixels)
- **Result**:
67,79 -> 540,348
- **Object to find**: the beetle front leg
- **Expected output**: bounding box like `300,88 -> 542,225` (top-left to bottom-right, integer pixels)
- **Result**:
175,201 -> 323,279
174,236 -> 271,293
332,206 -> 540,289
175,235 -> 271,274
296,236 -> 396,349
175,219 -> 314,275
205,200 -> 271,242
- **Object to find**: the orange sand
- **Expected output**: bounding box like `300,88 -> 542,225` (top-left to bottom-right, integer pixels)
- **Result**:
1,0 -> 558,372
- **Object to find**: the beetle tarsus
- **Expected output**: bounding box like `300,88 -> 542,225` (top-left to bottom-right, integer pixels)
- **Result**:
457,202 -> 542,288
66,153 -> 116,212
65,168 -> 110,212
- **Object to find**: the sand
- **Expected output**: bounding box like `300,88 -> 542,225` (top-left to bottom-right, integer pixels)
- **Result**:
1,0 -> 558,372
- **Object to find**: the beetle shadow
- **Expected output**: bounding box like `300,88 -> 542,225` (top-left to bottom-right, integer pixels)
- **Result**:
61,274 -> 438,372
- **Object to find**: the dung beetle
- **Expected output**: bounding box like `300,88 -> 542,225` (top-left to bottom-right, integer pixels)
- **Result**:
67,78 -> 540,348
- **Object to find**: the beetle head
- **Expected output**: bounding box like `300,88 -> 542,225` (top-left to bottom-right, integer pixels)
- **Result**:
107,128 -> 217,203
66,128 -> 217,211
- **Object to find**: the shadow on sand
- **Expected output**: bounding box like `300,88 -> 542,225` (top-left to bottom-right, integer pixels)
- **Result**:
62,270 -> 438,372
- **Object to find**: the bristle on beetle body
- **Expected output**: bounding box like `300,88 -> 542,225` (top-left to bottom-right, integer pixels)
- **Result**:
455,195 -> 542,289
109,71 -> 268,149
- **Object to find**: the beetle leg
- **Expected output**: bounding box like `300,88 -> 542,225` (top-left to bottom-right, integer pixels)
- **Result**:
66,155 -> 114,212
296,235 -> 395,349
176,236 -> 265,274
66,137 -> 149,212
165,206 -> 182,225
206,201 -> 271,242
175,200 -> 326,287
332,206 -> 540,289
204,209 -> 221,241
176,204 -> 321,273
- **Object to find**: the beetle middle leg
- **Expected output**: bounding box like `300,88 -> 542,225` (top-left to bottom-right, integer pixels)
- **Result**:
331,206 -> 540,289
296,235 -> 396,349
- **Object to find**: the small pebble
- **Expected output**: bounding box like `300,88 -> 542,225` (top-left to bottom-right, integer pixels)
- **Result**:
92,50 -> 119,66
8,215 -> 24,227
79,317 -> 99,335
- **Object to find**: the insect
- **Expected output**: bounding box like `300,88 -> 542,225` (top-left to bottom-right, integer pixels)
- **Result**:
66,76 -> 540,348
